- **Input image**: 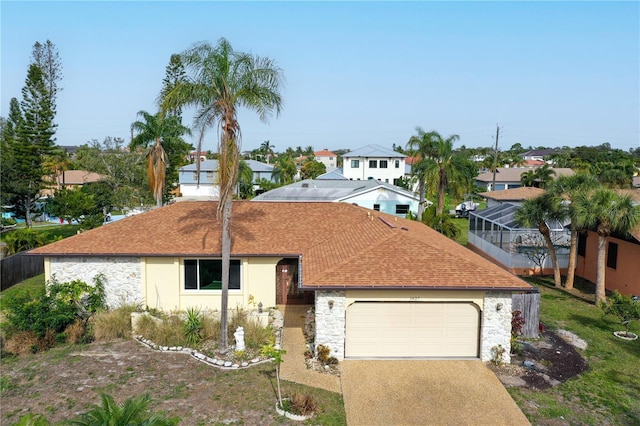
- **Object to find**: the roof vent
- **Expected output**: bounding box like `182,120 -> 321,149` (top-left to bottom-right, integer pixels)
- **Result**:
301,183 -> 309,188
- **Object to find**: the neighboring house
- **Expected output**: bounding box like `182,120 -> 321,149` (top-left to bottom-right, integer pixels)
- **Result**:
478,187 -> 546,209
30,201 -> 533,362
341,145 -> 406,184
314,149 -> 338,170
522,149 -> 558,162
467,203 -> 570,276
476,167 -> 575,191
575,189 -> 640,296
42,170 -> 106,196
253,178 -> 425,217
178,160 -> 274,197
316,169 -> 347,180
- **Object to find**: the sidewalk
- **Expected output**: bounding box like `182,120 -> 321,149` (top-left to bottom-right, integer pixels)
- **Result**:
278,305 -> 342,394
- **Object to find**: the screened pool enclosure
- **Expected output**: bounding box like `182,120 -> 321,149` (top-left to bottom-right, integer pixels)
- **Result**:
468,203 -> 570,273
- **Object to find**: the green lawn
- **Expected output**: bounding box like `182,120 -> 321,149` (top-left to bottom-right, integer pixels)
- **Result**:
513,277 -> 640,425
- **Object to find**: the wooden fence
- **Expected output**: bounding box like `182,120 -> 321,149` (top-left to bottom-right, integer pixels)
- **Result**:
512,291 -> 541,338
1,251 -> 44,291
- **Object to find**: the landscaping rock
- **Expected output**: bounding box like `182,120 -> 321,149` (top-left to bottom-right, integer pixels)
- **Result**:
557,329 -> 588,350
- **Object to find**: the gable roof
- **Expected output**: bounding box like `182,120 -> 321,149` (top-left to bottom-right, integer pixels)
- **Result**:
316,170 -> 348,180
479,187 -> 546,201
476,167 -> 575,183
30,201 -> 531,291
51,170 -> 105,185
342,144 -> 407,159
252,179 -> 419,203
314,149 -> 336,157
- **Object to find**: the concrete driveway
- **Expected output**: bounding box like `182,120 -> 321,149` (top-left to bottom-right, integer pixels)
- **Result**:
341,360 -> 530,426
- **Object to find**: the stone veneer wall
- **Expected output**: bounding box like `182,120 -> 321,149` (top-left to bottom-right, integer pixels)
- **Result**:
481,292 -> 513,363
49,257 -> 143,308
314,290 -> 346,360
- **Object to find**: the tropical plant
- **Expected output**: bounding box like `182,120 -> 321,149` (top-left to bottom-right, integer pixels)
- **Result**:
162,38 -> 284,352
421,207 -> 460,240
515,193 -> 568,287
261,343 -> 286,408
600,291 -> 640,337
533,164 -> 555,189
299,158 -> 326,180
184,306 -> 203,347
520,170 -> 536,187
272,155 -> 298,184
407,129 -> 470,216
130,110 -> 191,207
406,127 -> 438,219
237,160 -> 255,199
3,228 -> 55,255
573,188 -> 640,304
260,140 -> 275,164
66,393 -> 179,425
547,174 -> 601,289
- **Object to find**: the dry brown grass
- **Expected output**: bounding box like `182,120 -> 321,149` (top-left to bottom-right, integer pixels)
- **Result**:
3,331 -> 39,356
92,305 -> 138,341
289,392 -> 320,416
64,319 -> 86,344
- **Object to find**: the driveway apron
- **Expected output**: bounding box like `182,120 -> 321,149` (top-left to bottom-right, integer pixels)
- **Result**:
340,360 -> 530,426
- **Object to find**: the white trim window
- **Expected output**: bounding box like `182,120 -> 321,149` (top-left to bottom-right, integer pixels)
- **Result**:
379,160 -> 388,168
184,259 -> 241,290
351,159 -> 360,168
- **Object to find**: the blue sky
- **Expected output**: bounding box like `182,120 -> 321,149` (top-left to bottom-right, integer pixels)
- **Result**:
2,1 -> 639,154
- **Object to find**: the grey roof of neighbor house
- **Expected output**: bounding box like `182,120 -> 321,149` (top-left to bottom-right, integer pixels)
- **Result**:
178,159 -> 273,172
476,167 -> 575,183
252,179 -> 419,202
342,144 -> 407,158
316,170 -> 348,180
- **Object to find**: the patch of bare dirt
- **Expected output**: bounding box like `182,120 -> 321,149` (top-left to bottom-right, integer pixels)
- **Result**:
489,330 -> 588,390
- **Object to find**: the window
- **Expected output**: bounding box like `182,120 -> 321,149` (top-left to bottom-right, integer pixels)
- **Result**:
329,157 -> 334,160
373,204 -> 380,211
607,242 -> 618,269
351,160 -> 360,168
577,233 -> 587,257
206,171 -> 214,180
379,160 -> 388,168
395,204 -> 410,215
192,171 -> 198,181
395,160 -> 400,168
184,259 -> 241,290
369,160 -> 378,168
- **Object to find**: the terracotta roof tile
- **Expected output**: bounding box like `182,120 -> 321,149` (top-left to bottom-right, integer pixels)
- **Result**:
31,201 -> 532,291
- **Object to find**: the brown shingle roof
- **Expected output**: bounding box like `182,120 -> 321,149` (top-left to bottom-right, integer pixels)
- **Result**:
30,201 -> 532,291
479,187 -> 546,201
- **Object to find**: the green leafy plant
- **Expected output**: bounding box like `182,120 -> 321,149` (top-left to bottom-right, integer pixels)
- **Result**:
183,307 -> 203,347
261,343 -> 287,408
66,393 -> 178,425
600,291 -> 640,337
3,228 -> 55,255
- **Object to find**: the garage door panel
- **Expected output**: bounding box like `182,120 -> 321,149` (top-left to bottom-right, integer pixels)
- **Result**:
346,302 -> 479,358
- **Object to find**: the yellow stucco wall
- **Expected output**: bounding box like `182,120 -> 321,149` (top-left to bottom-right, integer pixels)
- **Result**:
345,289 -> 485,310
144,256 -> 281,312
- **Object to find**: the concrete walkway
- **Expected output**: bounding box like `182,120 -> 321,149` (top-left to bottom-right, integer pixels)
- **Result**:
278,305 -> 342,394
279,305 -> 529,425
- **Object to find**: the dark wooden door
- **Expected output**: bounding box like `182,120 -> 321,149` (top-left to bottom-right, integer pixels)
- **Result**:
276,258 -> 313,305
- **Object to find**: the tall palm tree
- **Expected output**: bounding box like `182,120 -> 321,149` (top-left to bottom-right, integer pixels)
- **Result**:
520,170 -> 536,187
406,127 -> 438,219
130,110 -> 191,207
573,188 -> 640,304
162,38 -> 284,352
547,174 -> 600,289
272,155 -> 297,184
237,160 -> 254,199
516,193 -> 568,287
259,140 -> 275,164
533,164 -> 555,189
412,130 -> 468,216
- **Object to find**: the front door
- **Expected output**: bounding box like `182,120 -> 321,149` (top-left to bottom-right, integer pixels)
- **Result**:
276,258 -> 313,305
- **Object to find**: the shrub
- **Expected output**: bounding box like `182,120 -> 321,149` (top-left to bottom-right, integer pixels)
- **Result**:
511,310 -> 525,337
92,305 -> 138,341
184,307 -> 203,347
289,392 -> 319,416
316,344 -> 331,364
3,331 -> 39,356
65,319 -> 89,344
3,228 -> 51,255
600,291 -> 640,336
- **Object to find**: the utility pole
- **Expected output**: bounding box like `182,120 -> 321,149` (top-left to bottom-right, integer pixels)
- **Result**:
491,124 -> 501,191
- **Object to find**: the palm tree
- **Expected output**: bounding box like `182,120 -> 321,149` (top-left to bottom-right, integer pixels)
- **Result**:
411,130 -> 468,216
237,160 -> 254,199
162,38 -> 284,352
516,193 -> 568,287
520,170 -> 536,187
547,174 -> 600,289
272,155 -> 297,184
67,393 -> 178,425
406,127 -> 438,219
130,110 -> 191,207
533,164 -> 555,189
573,188 -> 640,304
259,140 -> 275,164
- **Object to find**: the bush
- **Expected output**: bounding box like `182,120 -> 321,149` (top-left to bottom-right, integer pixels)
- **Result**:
3,331 -> 39,356
184,307 -> 203,347
64,319 -> 90,344
289,392 -> 319,416
3,228 -> 59,255
1,276 -> 107,352
600,291 -> 640,336
92,305 -> 138,341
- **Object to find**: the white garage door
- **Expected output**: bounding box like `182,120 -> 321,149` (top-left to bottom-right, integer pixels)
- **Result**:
345,302 -> 480,358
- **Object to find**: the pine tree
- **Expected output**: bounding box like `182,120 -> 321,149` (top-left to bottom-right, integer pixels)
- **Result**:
10,64 -> 57,227
160,54 -> 187,119
31,40 -> 63,105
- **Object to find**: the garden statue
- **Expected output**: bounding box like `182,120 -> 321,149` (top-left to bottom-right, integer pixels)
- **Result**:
234,326 -> 245,351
